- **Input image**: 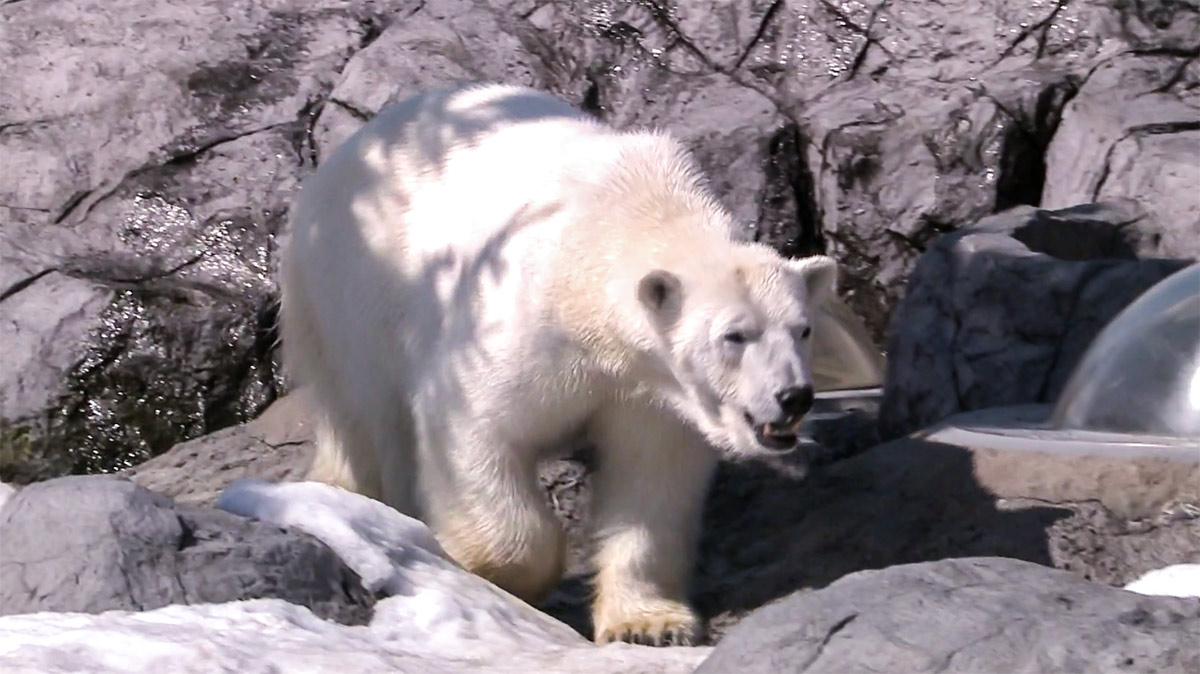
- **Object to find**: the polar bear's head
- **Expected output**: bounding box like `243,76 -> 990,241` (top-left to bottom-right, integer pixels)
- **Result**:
637,249 -> 838,456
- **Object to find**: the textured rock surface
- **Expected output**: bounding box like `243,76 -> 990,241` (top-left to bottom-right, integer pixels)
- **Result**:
0,0 -> 421,482
128,392 -> 1200,644
695,557 -> 1200,674
879,200 -> 1194,440
1044,50 -> 1200,258
0,479 -> 709,674
5,0 -> 1200,481
0,475 -> 376,624
124,389 -> 316,505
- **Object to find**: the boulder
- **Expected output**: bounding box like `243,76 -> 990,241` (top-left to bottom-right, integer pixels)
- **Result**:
0,0 -> 421,482
695,556 -> 1200,674
878,200 -> 1194,440
5,0 -> 1200,478
690,432 -> 1200,642
128,392 -> 1200,645
123,389 -> 316,505
0,478 -> 710,674
0,474 -> 376,624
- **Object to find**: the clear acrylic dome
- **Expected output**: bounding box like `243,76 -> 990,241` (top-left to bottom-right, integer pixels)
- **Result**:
810,297 -> 885,392
1050,263 -> 1200,438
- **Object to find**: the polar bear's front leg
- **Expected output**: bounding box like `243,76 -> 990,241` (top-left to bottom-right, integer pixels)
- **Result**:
587,402 -> 719,646
420,429 -> 567,605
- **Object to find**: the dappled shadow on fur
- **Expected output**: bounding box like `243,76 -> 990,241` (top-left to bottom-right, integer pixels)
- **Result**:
286,84 -> 571,504
388,85 -> 588,175
537,438 -> 1075,645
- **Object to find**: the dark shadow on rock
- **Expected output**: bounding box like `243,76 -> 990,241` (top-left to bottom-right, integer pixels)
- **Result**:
692,439 -> 1076,642
879,201 -> 1193,440
1010,201 -> 1145,261
537,438 -> 1082,645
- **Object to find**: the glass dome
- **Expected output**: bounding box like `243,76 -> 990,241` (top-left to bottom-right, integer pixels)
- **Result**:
810,297 -> 886,392
1050,262 -> 1200,438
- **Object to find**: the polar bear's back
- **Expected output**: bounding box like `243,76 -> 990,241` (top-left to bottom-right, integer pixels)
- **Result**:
309,84 -> 618,259
283,84 -> 630,395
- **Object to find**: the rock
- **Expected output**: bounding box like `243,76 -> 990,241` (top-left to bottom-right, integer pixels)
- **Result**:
0,0 -> 418,483
251,0 -> 1200,350
6,0 -> 1200,478
878,200 -> 1194,440
310,0 -> 1195,343
127,392 -> 1200,645
689,433 -> 1200,643
695,557 -> 1200,674
1043,52 -> 1200,261
0,478 -> 710,674
124,389 -> 316,505
0,474 -> 375,624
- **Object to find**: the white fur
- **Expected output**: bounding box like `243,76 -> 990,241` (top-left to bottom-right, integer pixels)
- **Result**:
279,82 -> 838,645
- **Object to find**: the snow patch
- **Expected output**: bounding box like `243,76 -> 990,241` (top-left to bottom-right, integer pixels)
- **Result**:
0,479 -> 711,674
0,482 -> 14,514
216,478 -> 583,654
217,478 -> 452,595
1124,564 -> 1200,599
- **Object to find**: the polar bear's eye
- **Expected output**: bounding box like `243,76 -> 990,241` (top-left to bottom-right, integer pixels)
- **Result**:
800,326 -> 812,340
723,330 -> 748,345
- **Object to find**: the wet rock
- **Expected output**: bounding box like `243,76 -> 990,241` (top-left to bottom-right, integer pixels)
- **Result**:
0,0 -> 416,483
878,200 -> 1194,440
0,474 -> 376,624
695,557 -> 1200,674
5,0 -> 1199,499
124,390 -> 315,506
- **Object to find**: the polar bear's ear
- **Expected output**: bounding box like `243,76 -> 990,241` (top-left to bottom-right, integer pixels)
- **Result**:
637,269 -> 683,323
788,255 -> 838,306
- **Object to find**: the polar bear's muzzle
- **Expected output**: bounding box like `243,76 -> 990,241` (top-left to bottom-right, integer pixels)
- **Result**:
742,411 -> 807,452
742,384 -> 814,452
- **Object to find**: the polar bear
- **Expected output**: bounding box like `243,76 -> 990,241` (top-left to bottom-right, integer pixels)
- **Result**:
279,82 -> 838,646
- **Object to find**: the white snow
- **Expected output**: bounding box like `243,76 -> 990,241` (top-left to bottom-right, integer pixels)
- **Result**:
0,479 -> 710,674
1123,563 -> 1200,599
0,481 -> 14,514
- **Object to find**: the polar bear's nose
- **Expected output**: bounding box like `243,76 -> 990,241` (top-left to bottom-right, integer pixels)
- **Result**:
775,385 -> 814,419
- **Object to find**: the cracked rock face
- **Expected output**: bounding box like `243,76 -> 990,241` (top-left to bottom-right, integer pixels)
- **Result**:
1043,51 -> 1200,258
695,557 -> 1200,674
3,0 -> 1199,483
0,0 -> 414,482
878,200 -> 1193,440
0,474 -> 377,624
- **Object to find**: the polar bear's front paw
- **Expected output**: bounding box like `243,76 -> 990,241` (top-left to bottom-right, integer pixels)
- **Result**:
593,600 -> 701,647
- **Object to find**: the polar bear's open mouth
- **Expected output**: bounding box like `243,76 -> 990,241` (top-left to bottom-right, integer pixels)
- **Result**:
744,411 -> 803,451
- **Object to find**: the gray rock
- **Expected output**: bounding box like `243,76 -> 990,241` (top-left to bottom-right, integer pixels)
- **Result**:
307,0 -> 1200,344
695,557 -> 1200,674
0,474 -> 375,624
6,0 -> 1200,478
124,390 -> 316,506
0,0 -> 416,482
879,200 -> 1194,440
128,393 -> 1200,646
688,432 -> 1200,643
1043,52 -> 1200,260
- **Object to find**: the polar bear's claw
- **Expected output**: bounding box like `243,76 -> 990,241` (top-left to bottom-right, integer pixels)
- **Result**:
594,603 -> 700,647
